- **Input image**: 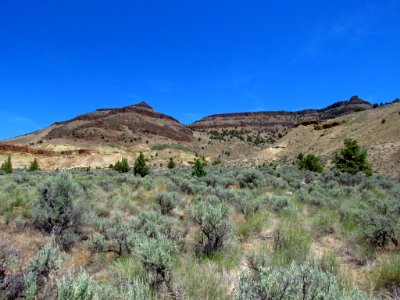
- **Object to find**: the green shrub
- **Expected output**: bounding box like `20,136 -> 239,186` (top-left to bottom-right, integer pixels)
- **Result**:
333,139 -> 372,176
57,270 -> 95,300
167,157 -> 176,169
136,211 -> 184,246
134,152 -> 149,177
356,197 -> 399,248
189,196 -> 230,256
297,153 -> 324,173
112,158 -> 130,173
1,155 -> 12,174
234,192 -> 260,220
0,244 -> 17,283
237,169 -> 265,188
155,192 -> 179,215
128,233 -> 176,292
235,255 -> 370,300
28,158 -> 40,172
265,195 -> 291,212
2,243 -> 61,300
91,212 -> 136,255
192,159 -> 207,177
31,172 -> 82,250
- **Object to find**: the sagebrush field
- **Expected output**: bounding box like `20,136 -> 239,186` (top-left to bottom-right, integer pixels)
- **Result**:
1,160 -> 399,299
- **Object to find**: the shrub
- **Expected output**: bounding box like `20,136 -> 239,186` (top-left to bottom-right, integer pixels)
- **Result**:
189,196 -> 230,255
134,152 -> 149,177
265,195 -> 291,212
91,212 -> 136,256
0,244 -> 17,283
1,243 -> 60,299
356,197 -> 399,248
136,212 -> 184,245
28,158 -> 40,172
333,139 -> 372,176
57,270 -> 95,300
234,193 -> 260,220
0,155 -> 12,174
156,192 -> 179,215
112,158 -> 130,173
235,255 -> 370,300
167,157 -> 176,169
297,153 -> 324,173
31,172 -> 82,250
127,212 -> 183,294
237,169 -> 265,188
129,234 -> 175,292
192,159 -> 207,177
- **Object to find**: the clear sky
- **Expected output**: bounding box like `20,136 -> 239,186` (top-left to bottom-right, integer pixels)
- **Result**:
1,0 -> 399,139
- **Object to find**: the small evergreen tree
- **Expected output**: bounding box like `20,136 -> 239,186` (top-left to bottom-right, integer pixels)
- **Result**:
167,157 -> 176,169
192,159 -> 206,177
113,158 -> 129,173
28,158 -> 40,172
297,153 -> 324,173
333,138 -> 372,176
1,155 -> 12,174
134,152 -> 149,177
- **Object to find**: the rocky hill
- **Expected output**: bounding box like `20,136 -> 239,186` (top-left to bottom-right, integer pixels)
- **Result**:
6,102 -> 194,145
2,97 -> 398,177
190,96 -> 372,143
257,101 -> 400,178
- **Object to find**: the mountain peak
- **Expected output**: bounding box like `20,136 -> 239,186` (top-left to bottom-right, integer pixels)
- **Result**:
134,101 -> 153,110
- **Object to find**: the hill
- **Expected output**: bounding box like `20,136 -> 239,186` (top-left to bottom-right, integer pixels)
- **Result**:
257,102 -> 400,178
6,101 -> 193,145
190,96 -> 372,144
1,97 -> 399,178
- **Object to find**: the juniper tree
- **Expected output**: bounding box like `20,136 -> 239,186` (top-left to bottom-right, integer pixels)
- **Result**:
113,158 -> 129,173
167,157 -> 176,169
134,152 -> 149,177
297,153 -> 323,173
28,158 -> 40,172
1,155 -> 12,174
333,138 -> 372,176
192,159 -> 206,177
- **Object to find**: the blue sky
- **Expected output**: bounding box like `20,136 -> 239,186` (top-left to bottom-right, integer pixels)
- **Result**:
1,0 -> 399,139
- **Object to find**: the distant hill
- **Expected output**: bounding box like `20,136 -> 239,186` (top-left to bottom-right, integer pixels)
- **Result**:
5,101 -> 193,145
190,96 -> 372,144
1,96 -> 399,178
257,102 -> 400,178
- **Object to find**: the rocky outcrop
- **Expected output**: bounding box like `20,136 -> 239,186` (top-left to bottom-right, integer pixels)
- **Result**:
189,96 -> 372,133
0,144 -> 90,156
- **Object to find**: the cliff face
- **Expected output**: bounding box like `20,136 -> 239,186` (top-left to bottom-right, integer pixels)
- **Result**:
189,96 -> 372,134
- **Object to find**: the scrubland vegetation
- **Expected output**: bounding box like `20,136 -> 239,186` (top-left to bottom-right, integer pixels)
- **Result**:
0,148 -> 399,299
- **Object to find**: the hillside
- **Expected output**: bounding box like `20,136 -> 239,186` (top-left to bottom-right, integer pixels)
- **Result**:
258,102 -> 400,178
190,96 -> 372,144
1,98 -> 399,178
6,102 -> 193,145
